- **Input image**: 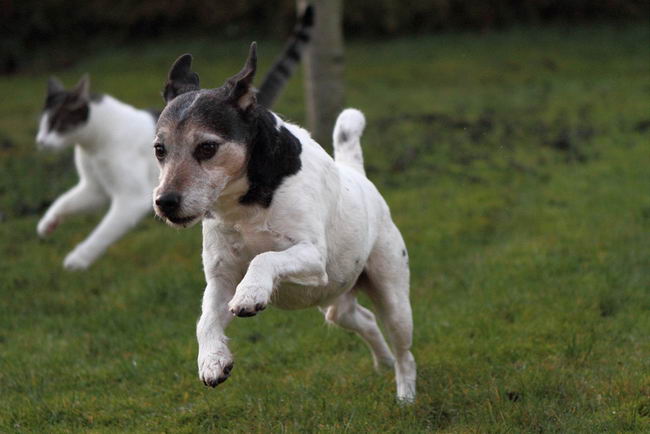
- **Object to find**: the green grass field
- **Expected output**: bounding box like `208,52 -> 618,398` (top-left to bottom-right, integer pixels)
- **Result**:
1,25 -> 649,432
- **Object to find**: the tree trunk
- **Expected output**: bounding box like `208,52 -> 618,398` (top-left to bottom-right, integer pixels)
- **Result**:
297,0 -> 345,148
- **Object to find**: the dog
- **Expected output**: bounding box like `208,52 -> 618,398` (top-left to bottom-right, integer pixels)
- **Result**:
35,6 -> 314,270
153,42 -> 416,402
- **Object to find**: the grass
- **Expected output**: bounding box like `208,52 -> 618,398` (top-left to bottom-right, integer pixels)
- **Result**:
1,25 -> 650,432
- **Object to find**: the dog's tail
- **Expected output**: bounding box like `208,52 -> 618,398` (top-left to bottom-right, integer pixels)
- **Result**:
333,108 -> 366,176
257,4 -> 314,108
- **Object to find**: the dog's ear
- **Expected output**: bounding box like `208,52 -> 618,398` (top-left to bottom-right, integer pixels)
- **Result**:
47,76 -> 65,96
226,42 -> 257,111
163,54 -> 200,104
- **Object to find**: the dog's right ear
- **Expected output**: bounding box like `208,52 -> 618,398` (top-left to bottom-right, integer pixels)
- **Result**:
163,54 -> 200,104
47,76 -> 65,96
225,42 -> 257,111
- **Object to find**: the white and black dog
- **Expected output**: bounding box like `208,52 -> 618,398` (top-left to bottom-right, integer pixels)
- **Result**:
153,43 -> 416,402
35,6 -> 314,270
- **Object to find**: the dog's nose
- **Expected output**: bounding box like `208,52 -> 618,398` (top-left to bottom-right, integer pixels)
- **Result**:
155,192 -> 181,215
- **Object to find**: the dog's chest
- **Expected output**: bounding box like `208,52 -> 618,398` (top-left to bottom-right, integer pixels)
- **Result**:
216,221 -> 294,259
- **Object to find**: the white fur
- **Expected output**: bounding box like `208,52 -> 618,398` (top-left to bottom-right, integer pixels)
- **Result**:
36,96 -> 158,270
190,109 -> 416,402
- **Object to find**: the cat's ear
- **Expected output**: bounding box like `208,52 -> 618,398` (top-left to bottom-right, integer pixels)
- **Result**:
47,76 -> 64,96
225,42 -> 257,111
163,54 -> 200,104
70,74 -> 90,103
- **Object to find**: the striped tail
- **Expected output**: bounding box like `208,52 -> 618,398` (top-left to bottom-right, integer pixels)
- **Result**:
333,109 -> 367,176
257,4 -> 314,108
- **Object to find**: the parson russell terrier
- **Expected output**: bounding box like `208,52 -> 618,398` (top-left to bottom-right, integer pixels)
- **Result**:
154,43 -> 416,402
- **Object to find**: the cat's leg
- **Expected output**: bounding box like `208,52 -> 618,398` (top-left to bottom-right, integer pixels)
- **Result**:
63,195 -> 150,270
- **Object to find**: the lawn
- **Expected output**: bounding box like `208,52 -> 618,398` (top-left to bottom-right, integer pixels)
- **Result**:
1,25 -> 649,432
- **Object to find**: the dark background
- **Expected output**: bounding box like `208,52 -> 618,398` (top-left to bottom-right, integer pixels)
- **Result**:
2,0 -> 648,74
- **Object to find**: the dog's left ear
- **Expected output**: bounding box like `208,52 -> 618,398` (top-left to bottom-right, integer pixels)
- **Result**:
163,54 -> 200,104
226,42 -> 257,111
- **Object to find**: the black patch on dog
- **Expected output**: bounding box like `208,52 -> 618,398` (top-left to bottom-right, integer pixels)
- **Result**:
402,249 -> 406,257
239,109 -> 302,207
337,129 -> 348,143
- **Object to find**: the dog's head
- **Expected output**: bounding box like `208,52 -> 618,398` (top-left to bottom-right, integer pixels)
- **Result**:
153,43 -> 259,228
36,75 -> 93,150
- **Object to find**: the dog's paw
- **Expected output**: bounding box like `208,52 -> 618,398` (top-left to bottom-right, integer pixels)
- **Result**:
63,249 -> 92,271
228,285 -> 270,317
37,216 -> 60,238
198,353 -> 234,388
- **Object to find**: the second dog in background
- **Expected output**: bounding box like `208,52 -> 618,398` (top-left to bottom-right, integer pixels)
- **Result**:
35,6 -> 314,270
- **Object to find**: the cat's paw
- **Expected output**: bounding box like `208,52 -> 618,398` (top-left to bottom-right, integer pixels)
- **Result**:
63,249 -> 93,271
37,215 -> 60,238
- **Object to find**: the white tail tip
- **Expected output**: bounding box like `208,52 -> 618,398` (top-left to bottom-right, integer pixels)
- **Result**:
334,108 -> 366,146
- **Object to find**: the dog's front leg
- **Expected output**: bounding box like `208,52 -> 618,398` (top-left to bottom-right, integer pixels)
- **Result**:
197,274 -> 237,387
228,242 -> 328,317
63,196 -> 149,270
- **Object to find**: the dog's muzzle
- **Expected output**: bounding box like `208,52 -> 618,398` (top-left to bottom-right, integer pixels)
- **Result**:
155,192 -> 181,216
155,192 -> 198,225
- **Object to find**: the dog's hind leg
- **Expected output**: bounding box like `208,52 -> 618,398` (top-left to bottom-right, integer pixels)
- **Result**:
363,222 -> 416,403
322,288 -> 395,371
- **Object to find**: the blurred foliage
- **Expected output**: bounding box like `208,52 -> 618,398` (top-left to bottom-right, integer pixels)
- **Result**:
1,0 -> 649,73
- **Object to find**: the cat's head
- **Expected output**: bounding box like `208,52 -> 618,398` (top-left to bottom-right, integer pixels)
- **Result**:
36,75 -> 97,150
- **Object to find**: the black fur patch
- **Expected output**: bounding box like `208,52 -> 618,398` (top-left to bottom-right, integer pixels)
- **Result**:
238,109 -> 302,207
44,92 -> 103,134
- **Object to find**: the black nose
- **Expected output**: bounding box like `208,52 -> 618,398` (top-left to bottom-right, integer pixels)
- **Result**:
155,192 -> 181,215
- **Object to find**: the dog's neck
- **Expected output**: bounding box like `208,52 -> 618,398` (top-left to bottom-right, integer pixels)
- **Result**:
209,176 -> 257,224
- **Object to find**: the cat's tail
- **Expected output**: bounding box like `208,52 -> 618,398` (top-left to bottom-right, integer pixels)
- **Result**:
333,108 -> 367,176
257,4 -> 314,108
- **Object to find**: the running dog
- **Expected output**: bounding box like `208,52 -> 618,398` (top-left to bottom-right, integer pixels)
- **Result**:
153,42 -> 416,401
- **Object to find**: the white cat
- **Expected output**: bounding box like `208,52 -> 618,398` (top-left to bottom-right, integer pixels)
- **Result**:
36,75 -> 158,270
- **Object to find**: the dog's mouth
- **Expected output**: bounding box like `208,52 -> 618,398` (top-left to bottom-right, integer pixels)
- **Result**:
166,214 -> 200,226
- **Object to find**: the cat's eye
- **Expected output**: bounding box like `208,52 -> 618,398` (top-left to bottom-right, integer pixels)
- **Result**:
154,143 -> 166,161
194,141 -> 219,161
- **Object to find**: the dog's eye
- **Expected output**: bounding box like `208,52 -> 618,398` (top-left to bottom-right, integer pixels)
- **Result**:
154,143 -> 166,161
194,141 -> 219,161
